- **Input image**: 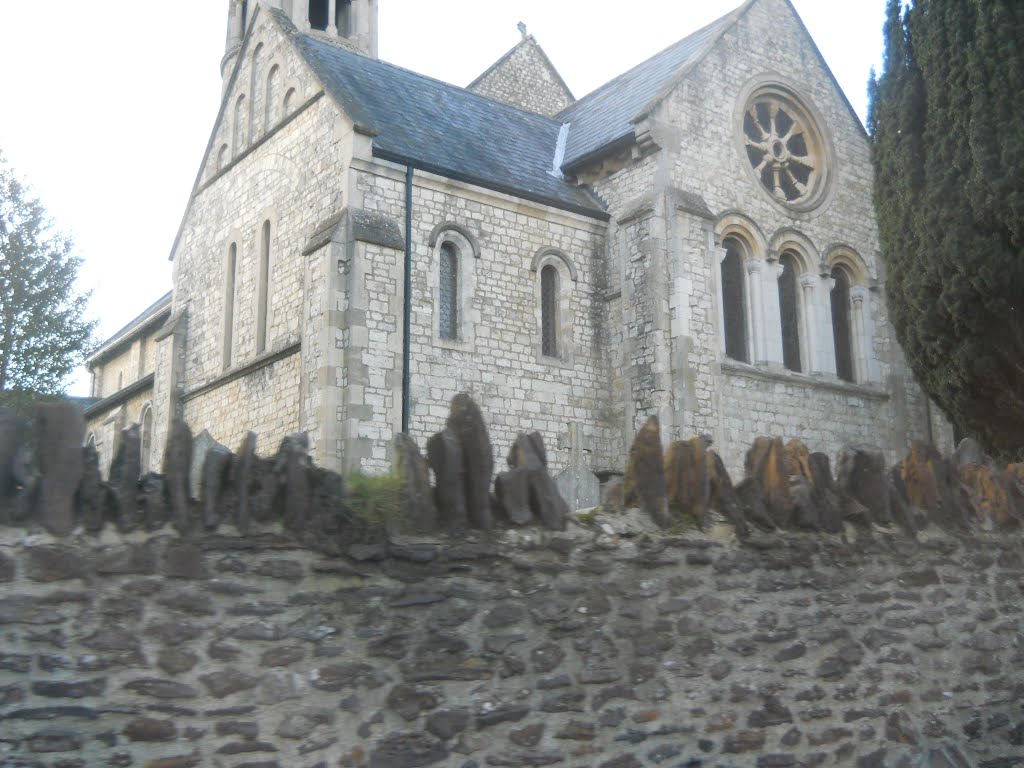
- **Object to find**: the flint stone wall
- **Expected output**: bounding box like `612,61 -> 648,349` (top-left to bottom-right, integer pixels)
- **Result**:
0,521 -> 1022,767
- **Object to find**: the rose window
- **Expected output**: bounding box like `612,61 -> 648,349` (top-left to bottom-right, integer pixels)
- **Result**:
742,98 -> 821,206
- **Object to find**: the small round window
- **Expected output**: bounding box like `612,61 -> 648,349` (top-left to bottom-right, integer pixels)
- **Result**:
741,87 -> 829,210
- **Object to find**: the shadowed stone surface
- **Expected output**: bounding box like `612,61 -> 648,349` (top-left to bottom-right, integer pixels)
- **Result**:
34,403 -> 84,535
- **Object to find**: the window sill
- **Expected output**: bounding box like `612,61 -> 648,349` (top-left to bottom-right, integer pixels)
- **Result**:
720,359 -> 889,400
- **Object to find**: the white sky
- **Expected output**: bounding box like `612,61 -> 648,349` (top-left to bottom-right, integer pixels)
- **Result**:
0,0 -> 885,396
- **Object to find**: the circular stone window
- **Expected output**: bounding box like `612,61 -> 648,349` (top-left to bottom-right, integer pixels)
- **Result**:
740,86 -> 830,210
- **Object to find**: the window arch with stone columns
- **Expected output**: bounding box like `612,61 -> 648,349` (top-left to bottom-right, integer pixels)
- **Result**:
426,223 -> 480,350
768,229 -> 822,374
530,247 -> 578,364
824,245 -> 875,383
714,213 -> 769,365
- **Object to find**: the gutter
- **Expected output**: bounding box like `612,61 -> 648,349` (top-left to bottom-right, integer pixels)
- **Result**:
402,166 -> 413,434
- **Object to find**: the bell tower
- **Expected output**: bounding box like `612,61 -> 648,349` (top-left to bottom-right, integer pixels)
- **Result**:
223,0 -> 378,85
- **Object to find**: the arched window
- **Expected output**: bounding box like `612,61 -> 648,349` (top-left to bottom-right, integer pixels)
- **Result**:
721,237 -> 749,363
265,65 -> 280,129
233,94 -> 247,156
541,265 -> 559,357
283,88 -> 297,117
224,243 -> 238,369
249,43 -> 264,138
778,251 -> 802,372
257,220 -> 272,353
338,0 -> 353,35
216,144 -> 229,172
86,433 -> 97,449
140,405 -> 153,475
309,0 -> 329,30
831,266 -> 855,382
439,241 -> 459,340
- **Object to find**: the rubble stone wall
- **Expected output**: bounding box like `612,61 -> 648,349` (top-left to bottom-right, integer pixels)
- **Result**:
0,522 -> 1021,767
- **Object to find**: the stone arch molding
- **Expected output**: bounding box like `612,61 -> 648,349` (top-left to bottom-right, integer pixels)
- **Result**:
769,227 -> 819,273
427,222 -> 481,259
529,247 -> 578,282
715,211 -> 768,259
823,243 -> 872,284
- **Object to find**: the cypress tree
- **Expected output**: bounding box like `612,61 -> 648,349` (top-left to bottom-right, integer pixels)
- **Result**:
870,0 -> 1024,458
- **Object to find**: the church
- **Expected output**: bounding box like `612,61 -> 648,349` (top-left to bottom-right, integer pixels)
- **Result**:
84,0 -> 951,480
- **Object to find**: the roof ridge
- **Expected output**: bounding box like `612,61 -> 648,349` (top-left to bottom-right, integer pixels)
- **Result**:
555,4 -> 744,120
299,33 -> 566,129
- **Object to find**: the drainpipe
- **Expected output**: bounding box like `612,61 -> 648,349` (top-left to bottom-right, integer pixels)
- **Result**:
402,165 -> 413,433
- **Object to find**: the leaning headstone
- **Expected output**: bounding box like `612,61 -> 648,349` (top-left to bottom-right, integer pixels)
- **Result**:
507,432 -> 546,470
836,445 -> 892,527
163,418 -> 193,534
808,452 -> 844,534
109,424 -> 141,532
77,443 -> 106,533
527,469 -> 569,530
190,430 -> 225,501
953,437 -> 994,469
34,402 -> 85,536
897,440 -> 971,530
495,468 -> 532,525
201,443 -> 233,530
446,394 -> 494,530
958,462 -> 1018,529
623,416 -> 670,528
394,433 -> 437,531
427,428 -> 467,530
707,451 -> 750,538
140,473 -> 169,531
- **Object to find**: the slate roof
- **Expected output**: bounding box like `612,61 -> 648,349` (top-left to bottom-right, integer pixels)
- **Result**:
87,291 -> 173,364
557,5 -> 745,170
285,19 -> 606,218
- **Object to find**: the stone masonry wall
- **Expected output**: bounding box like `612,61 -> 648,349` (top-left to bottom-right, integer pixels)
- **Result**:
467,38 -> 574,118
353,166 -> 613,475
0,522 -> 1021,767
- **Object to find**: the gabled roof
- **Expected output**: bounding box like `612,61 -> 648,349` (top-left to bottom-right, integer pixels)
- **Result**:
557,3 -> 748,170
87,291 -> 172,365
280,12 -> 606,218
467,34 -> 575,104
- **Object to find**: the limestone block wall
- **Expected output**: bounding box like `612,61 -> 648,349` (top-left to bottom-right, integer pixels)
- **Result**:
467,38 -> 575,117
168,7 -> 353,459
353,165 -> 615,474
0,524 -> 1021,767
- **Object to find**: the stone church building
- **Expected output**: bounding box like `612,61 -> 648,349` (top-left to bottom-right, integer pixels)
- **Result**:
86,0 -> 951,479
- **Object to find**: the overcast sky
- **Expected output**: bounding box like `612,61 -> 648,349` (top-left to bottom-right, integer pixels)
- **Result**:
0,0 -> 885,396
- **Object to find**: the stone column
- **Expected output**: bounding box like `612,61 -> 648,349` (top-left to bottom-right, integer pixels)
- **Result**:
851,285 -> 869,383
799,272 -> 820,373
713,241 -> 728,356
759,257 -> 785,366
745,259 -> 765,365
327,0 -> 339,34
820,274 -> 838,376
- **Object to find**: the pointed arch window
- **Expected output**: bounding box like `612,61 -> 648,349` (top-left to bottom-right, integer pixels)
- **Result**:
257,220 -> 272,353
439,242 -> 459,340
831,266 -> 855,382
778,251 -> 802,372
541,265 -> 559,357
721,237 -> 749,363
233,94 -> 247,156
265,65 -> 280,129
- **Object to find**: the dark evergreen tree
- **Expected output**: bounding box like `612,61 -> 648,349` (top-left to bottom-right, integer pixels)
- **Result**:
870,0 -> 1024,457
0,154 -> 96,401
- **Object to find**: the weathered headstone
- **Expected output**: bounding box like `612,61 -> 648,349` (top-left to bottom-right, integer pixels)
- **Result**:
623,416 -> 669,527
190,430 -> 224,501
958,462 -> 1019,529
507,432 -> 546,470
740,436 -> 792,529
395,432 -> 437,530
446,394 -> 493,530
708,451 -> 750,538
664,437 -> 711,527
34,402 -> 85,535
163,418 -> 193,534
201,442 -> 233,530
276,433 -> 310,531
495,468 -> 532,525
0,408 -> 25,519
77,443 -> 106,533
109,424 -> 141,531
553,467 -> 601,512
234,432 -> 257,533
527,468 -> 569,530
897,441 -> 972,530
836,444 -> 892,527
427,428 -> 467,530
